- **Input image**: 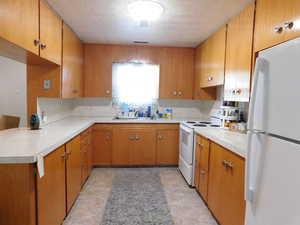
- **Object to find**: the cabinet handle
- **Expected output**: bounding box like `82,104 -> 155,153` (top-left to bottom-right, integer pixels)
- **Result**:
129,136 -> 135,140
106,90 -> 111,94
61,152 -> 67,159
33,39 -> 40,46
200,169 -> 206,175
135,135 -> 140,140
208,76 -> 213,81
172,91 -> 177,96
222,160 -> 234,169
72,90 -> 78,94
106,136 -> 111,140
178,91 -> 182,96
197,142 -> 204,148
158,135 -> 164,140
40,43 -> 47,49
284,21 -> 294,29
274,26 -> 283,33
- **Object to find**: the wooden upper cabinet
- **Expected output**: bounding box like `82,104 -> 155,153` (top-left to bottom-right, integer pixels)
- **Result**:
194,46 -> 217,100
255,0 -> 300,52
159,47 -> 194,99
0,0 -> 39,54
159,48 -> 179,99
199,26 -> 226,88
62,23 -> 83,98
39,0 -> 62,65
156,129 -> 179,165
224,2 -> 255,102
37,146 -> 66,225
66,136 -> 82,212
208,142 -> 245,225
84,45 -> 113,98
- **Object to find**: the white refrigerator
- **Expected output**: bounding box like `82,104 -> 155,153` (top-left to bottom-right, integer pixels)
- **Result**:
245,37 -> 300,225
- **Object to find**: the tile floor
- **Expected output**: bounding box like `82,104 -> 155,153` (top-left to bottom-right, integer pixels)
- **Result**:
63,168 -> 218,225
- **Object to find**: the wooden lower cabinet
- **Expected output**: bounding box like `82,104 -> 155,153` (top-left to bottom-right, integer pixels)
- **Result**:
131,128 -> 156,165
156,127 -> 179,165
91,124 -> 179,166
93,125 -> 113,166
208,142 -> 245,225
112,126 -> 156,166
66,136 -> 82,212
37,146 -> 66,225
194,135 -> 210,202
80,128 -> 92,185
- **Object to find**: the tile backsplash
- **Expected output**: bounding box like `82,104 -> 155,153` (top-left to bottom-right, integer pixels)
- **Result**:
37,87 -> 227,125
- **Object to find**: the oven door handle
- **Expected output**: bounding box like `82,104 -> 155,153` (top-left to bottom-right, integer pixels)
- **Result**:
180,125 -> 193,135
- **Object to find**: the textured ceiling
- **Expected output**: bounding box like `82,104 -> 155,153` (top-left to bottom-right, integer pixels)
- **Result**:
47,0 -> 253,47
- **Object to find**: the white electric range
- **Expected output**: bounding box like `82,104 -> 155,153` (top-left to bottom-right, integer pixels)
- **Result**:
179,120 -> 221,186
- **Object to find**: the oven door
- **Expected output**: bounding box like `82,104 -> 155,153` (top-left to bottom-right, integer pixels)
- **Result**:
179,124 -> 194,165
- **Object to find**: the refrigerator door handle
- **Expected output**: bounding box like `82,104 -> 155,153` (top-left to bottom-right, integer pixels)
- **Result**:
246,57 -> 268,202
246,131 -> 255,201
247,57 -> 268,131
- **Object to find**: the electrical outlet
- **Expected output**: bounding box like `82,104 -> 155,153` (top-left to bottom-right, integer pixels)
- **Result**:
43,80 -> 51,89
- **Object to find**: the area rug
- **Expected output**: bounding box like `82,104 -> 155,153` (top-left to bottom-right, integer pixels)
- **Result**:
101,168 -> 175,225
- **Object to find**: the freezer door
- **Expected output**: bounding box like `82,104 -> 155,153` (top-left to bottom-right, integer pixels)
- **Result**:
255,37 -> 300,141
245,134 -> 300,225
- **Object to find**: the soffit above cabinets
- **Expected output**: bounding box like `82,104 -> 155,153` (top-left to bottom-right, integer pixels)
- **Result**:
46,0 -> 252,47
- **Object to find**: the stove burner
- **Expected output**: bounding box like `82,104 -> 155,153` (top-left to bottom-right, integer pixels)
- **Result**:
199,121 -> 211,124
193,124 -> 207,127
186,121 -> 197,124
210,125 -> 220,127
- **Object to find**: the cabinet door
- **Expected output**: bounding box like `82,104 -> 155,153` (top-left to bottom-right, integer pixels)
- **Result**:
84,45 -> 113,97
39,0 -> 62,65
92,128 -> 113,166
112,128 -> 133,165
80,145 -> 89,185
159,48 -> 180,99
37,146 -> 66,225
197,136 -> 210,202
194,45 -> 217,100
62,23 -> 83,98
224,2 -> 255,102
66,136 -> 82,212
208,142 -> 245,225
208,142 -> 228,222
156,129 -> 179,165
221,145 -> 245,225
131,129 -> 156,165
200,26 -> 226,88
194,136 -> 201,191
176,48 -> 194,99
255,0 -> 300,52
0,0 -> 39,54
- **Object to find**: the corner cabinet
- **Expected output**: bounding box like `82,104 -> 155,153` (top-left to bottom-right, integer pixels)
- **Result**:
254,0 -> 300,52
197,26 -> 226,88
224,2 -> 255,102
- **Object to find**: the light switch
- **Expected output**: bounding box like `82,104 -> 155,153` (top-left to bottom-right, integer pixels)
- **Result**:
43,80 -> 51,89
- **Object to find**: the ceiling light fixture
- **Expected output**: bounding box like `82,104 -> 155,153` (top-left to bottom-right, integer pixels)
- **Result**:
128,0 -> 164,22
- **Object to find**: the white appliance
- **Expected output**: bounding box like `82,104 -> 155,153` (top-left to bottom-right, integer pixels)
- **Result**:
179,119 -> 221,186
245,37 -> 300,225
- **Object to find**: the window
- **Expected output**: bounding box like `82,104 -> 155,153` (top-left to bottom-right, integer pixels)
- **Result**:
112,62 -> 160,106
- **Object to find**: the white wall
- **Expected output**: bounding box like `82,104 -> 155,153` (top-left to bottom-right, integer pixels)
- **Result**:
0,56 -> 27,127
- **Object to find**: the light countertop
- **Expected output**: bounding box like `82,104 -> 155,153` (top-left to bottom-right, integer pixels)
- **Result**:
194,127 -> 247,158
0,116 -> 247,165
0,117 -> 184,164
